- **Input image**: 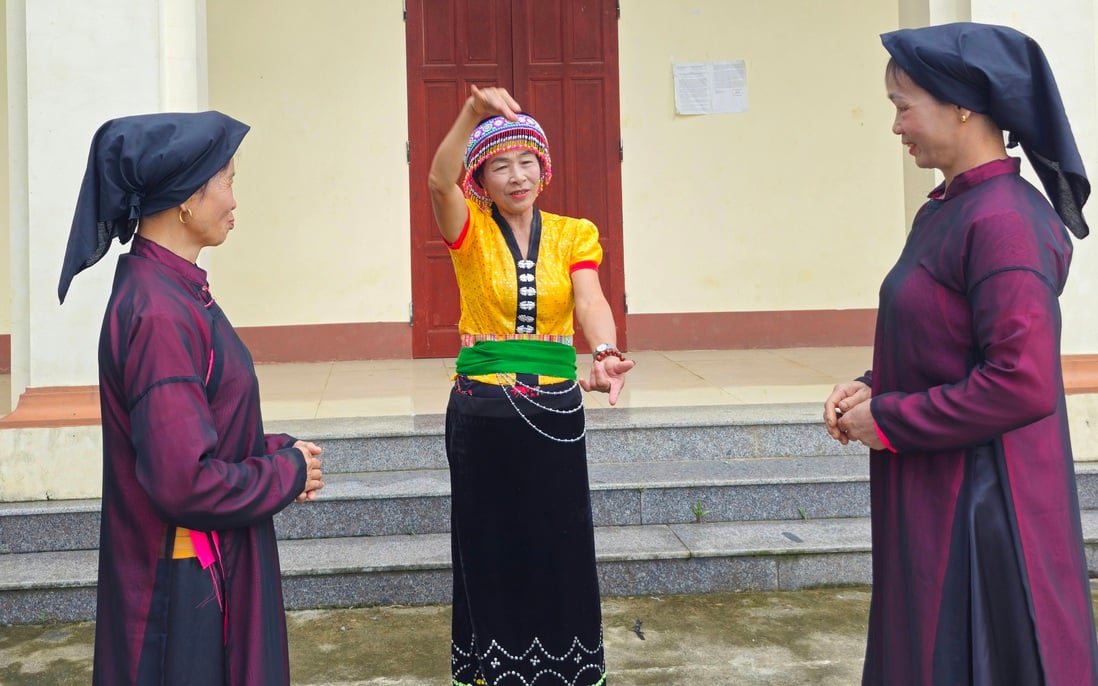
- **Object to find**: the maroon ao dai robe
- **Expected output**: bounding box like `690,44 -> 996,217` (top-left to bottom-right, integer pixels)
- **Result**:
861,157 -> 1098,685
93,236 -> 307,685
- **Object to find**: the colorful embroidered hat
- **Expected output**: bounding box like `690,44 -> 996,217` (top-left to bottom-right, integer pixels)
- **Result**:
462,113 -> 552,209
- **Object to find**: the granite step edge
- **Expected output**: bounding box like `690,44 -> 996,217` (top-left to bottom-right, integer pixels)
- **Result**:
0,456 -> 873,514
263,402 -> 834,439
9,509 -> 1098,593
11,457 -> 1098,513
0,518 -> 876,591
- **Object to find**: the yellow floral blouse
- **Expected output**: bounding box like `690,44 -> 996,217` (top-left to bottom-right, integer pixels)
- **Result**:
448,199 -> 602,382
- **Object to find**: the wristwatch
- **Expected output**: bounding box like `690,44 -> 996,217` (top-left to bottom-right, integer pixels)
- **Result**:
593,343 -> 624,363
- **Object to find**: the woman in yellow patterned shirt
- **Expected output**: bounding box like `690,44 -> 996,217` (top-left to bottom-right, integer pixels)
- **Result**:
428,86 -> 633,686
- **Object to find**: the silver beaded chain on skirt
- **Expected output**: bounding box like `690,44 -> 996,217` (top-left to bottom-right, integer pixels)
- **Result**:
494,373 -> 586,443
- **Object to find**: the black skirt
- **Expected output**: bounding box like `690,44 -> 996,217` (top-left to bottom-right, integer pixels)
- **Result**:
446,375 -> 606,686
163,557 -> 226,685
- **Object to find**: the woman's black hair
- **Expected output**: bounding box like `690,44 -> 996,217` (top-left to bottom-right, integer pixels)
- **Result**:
885,57 -> 911,88
886,57 -> 950,107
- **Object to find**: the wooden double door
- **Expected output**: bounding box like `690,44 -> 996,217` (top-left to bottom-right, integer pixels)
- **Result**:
405,0 -> 626,358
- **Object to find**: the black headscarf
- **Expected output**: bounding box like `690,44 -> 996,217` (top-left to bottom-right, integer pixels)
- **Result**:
58,111 -> 250,303
881,22 -> 1090,239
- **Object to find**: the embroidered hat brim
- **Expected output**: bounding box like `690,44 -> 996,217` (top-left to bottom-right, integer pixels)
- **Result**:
462,114 -> 553,209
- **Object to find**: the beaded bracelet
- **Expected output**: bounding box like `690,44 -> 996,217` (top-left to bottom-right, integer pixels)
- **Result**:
593,347 -> 625,363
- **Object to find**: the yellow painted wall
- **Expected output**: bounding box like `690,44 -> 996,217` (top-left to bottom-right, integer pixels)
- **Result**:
205,0 -> 410,326
201,0 -> 904,331
620,0 -> 906,314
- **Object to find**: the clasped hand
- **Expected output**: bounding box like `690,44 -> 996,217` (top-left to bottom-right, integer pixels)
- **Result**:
293,440 -> 324,502
823,381 -> 883,450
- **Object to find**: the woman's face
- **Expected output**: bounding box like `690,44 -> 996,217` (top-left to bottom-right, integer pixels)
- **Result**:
886,68 -> 965,178
185,158 -> 237,248
479,149 -> 542,215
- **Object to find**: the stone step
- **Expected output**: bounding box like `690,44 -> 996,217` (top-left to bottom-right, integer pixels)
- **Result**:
8,509 -> 1098,626
290,455 -> 876,538
0,517 -> 876,624
0,455 -> 873,553
263,403 -> 867,473
6,459 -> 1098,554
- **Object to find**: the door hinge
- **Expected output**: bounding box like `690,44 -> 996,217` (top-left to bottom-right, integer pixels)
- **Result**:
409,302 -> 414,325
623,293 -> 628,314
616,0 -> 620,19
402,0 -> 407,21
619,140 -> 623,162
406,141 -> 411,165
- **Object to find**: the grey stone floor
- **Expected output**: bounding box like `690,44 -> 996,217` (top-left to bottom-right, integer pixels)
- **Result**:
5,586 -> 1098,685
1,588 -> 874,685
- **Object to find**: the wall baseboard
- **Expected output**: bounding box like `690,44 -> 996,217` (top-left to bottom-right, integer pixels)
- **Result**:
625,309 -> 877,350
236,322 -> 412,362
0,385 -> 99,428
1064,355 -> 1098,394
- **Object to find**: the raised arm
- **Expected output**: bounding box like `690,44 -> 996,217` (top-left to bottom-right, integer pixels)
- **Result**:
427,85 -> 521,243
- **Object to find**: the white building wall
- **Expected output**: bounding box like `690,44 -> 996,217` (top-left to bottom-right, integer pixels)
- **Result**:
2,0 -> 1096,500
3,0 -> 1095,400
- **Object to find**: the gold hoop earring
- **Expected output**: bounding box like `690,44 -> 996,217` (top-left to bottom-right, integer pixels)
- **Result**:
960,114 -> 968,123
179,207 -> 193,224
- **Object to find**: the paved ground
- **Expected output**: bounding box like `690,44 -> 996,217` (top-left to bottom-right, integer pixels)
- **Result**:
7,585 -> 1098,685
1,587 -> 873,685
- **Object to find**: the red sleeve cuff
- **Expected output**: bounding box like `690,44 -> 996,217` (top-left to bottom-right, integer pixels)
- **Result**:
570,260 -> 598,273
874,420 -> 897,453
446,209 -> 471,250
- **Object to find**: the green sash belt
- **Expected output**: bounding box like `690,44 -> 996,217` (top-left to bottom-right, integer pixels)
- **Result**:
455,339 -> 577,380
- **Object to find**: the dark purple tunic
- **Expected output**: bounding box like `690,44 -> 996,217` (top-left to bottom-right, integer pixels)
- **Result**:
863,158 -> 1098,685
93,236 -> 306,685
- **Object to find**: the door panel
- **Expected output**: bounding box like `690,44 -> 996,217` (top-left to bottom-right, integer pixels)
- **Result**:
407,0 -> 512,357
514,0 -> 625,352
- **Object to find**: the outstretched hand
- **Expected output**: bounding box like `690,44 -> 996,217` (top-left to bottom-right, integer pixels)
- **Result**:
579,356 -> 636,406
469,85 -> 522,122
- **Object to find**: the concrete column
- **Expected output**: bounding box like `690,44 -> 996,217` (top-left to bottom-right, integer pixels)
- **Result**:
6,0 -> 206,407
2,0 -> 206,499
161,0 -> 209,113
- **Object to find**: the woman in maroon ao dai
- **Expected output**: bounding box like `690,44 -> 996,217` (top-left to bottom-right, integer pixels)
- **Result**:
59,111 -> 325,685
824,23 -> 1098,685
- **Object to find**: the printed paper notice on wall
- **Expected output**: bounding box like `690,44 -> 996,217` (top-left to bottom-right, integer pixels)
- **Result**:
673,61 -> 748,115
